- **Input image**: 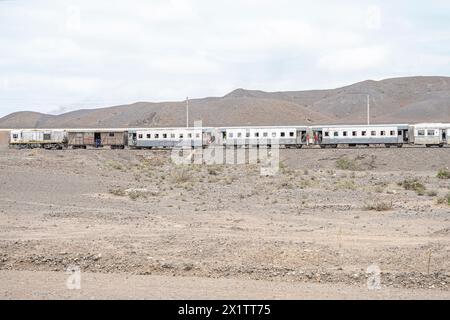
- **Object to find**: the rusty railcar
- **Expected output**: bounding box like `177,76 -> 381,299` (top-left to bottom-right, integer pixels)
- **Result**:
67,129 -> 128,149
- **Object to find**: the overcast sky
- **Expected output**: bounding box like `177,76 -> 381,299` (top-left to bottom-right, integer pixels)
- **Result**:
0,0 -> 449,117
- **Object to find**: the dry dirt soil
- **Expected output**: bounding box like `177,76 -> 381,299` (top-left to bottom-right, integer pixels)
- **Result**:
0,146 -> 449,299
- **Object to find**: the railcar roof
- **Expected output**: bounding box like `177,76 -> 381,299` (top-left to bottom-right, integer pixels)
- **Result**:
412,123 -> 450,128
311,124 -> 409,129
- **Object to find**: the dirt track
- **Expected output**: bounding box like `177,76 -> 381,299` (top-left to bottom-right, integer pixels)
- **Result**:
0,147 -> 449,299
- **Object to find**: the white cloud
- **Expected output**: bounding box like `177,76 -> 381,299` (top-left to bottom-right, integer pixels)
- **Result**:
318,46 -> 389,71
0,0 -> 449,116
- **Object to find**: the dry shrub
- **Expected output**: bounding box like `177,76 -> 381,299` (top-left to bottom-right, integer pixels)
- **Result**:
364,201 -> 393,212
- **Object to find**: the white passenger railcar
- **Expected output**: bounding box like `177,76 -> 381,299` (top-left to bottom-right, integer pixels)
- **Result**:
128,128 -> 207,149
220,126 -> 308,148
311,124 -> 409,148
409,123 -> 450,147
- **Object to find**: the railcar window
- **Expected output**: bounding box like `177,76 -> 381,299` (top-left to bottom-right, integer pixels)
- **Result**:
179,134 -> 183,138
362,131 -> 367,136
146,134 -> 151,139
246,132 -> 250,138
427,130 -> 435,136
391,131 -> 396,136
13,134 -> 18,139
188,133 -> 192,138
371,131 -> 376,136
272,132 -> 276,138
155,134 -> 159,138
333,132 -> 338,137
163,134 -> 167,139
324,132 -> 329,137
196,133 -> 200,138
109,132 -> 115,137
229,133 -> 234,138
289,132 -> 294,137
418,130 -> 425,136
138,134 -> 143,139
43,134 -> 51,140
281,132 -> 285,137
255,133 -> 259,137
171,134 -> 175,138
352,131 -> 357,136
263,132 -> 268,137
237,132 -> 242,138
381,131 -> 386,136
343,131 -> 348,137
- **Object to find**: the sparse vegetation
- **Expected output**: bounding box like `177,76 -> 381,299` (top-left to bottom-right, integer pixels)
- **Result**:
399,178 -> 426,195
334,179 -> 357,190
437,193 -> 450,206
207,165 -> 223,176
127,189 -> 148,200
336,158 -> 360,171
171,168 -> 192,184
105,160 -> 123,171
427,190 -> 438,197
437,168 -> 450,179
108,188 -> 126,197
364,201 -> 393,211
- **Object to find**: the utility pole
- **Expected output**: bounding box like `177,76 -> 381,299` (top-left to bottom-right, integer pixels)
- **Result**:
186,96 -> 189,128
367,94 -> 370,125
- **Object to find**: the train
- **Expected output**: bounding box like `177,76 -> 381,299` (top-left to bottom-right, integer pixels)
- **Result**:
7,123 -> 450,149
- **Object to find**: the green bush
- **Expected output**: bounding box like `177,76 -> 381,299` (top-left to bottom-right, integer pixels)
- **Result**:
399,178 -> 426,195
437,168 -> 450,179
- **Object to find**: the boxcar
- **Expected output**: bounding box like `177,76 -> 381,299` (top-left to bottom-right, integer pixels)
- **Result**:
67,129 -> 128,149
409,123 -> 450,147
311,124 -> 409,148
9,129 -> 67,149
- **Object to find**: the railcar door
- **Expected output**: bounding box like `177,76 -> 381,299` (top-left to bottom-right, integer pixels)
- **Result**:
94,132 -> 102,147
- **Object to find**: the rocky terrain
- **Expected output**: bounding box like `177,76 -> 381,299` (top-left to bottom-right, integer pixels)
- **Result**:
0,146 -> 449,299
1,76 -> 449,129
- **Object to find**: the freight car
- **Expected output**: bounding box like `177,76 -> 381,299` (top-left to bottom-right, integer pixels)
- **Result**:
67,129 -> 128,149
9,129 -> 67,149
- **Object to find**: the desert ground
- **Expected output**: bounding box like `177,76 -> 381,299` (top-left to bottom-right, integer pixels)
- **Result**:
0,145 -> 449,299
